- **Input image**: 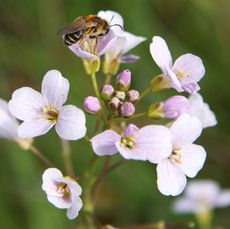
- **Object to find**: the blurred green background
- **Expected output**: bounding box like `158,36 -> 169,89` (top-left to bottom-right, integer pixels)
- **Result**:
0,0 -> 230,228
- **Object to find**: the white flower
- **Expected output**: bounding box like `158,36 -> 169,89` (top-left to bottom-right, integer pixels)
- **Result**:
98,10 -> 146,74
42,168 -> 83,220
157,114 -> 206,196
172,180 -> 230,214
0,98 -> 32,149
91,123 -> 172,163
9,70 -> 86,140
187,93 -> 217,129
150,36 -> 205,94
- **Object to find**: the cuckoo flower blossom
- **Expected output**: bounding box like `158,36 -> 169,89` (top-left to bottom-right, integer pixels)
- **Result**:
42,168 -> 83,220
157,114 -> 206,196
98,10 -> 146,74
187,93 -> 217,129
91,123 -> 172,163
9,70 -> 86,140
172,180 -> 230,214
150,36 -> 205,94
0,98 -> 32,149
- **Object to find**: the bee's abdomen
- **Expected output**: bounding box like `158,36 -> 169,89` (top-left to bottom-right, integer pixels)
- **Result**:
64,30 -> 83,46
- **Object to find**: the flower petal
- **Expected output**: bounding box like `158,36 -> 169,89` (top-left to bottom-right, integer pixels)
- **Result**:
182,81 -> 200,94
150,36 -> 173,74
97,30 -> 117,56
172,197 -> 196,213
172,54 -> 205,83
178,144 -> 206,178
170,113 -> 202,146
115,142 -> 147,161
120,54 -> 140,63
216,190 -> 230,208
188,93 -> 217,129
97,10 -> 124,35
91,130 -> 120,156
69,44 -> 98,60
0,98 -> 19,140
47,195 -> 72,209
66,196 -> 83,220
122,32 -> 146,54
41,70 -> 69,108
165,67 -> 184,92
157,159 -> 187,196
55,105 -> 86,140
9,87 -> 45,121
42,168 -> 64,197
18,120 -> 54,138
136,125 -> 172,163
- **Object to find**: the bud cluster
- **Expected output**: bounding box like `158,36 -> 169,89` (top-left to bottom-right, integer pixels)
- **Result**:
101,69 -> 139,118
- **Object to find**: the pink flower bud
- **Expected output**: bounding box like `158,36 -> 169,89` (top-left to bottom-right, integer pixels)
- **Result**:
127,90 -> 140,103
101,84 -> 114,100
83,96 -> 101,114
114,91 -> 126,101
116,69 -> 131,91
120,102 -> 135,117
163,96 -> 189,119
108,97 -> 121,111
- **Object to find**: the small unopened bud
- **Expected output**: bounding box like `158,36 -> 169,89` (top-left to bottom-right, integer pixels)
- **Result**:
83,96 -> 101,114
114,91 -> 126,101
116,69 -> 131,91
151,75 -> 170,92
148,102 -> 164,119
120,102 -> 135,117
101,84 -> 114,100
127,90 -> 140,103
163,95 -> 189,119
108,97 -> 121,111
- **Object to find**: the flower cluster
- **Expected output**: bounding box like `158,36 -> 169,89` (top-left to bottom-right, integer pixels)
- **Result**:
2,9 -> 220,225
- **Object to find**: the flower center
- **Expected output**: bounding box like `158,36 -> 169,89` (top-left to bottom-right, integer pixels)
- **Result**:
81,39 -> 98,55
170,146 -> 182,164
57,182 -> 70,198
120,136 -> 136,149
40,104 -> 59,122
176,70 -> 189,79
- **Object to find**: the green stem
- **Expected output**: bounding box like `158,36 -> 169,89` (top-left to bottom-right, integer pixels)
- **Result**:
90,73 -> 100,98
30,145 -> 53,167
60,139 -> 75,178
138,87 -> 151,101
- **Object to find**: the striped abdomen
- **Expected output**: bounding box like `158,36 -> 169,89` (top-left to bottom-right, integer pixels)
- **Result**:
64,30 -> 84,46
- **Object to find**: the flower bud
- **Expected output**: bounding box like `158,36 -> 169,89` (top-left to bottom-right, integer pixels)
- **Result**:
163,95 -> 189,119
148,96 -> 189,119
116,69 -> 131,91
148,102 -> 164,119
108,97 -> 121,111
151,75 -> 170,92
114,91 -> 126,101
101,84 -> 114,100
83,96 -> 101,114
120,102 -> 135,117
127,90 -> 140,103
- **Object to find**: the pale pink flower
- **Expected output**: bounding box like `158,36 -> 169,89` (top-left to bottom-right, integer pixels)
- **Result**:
150,36 -> 205,94
187,93 -> 217,129
42,168 -> 83,220
172,180 -> 230,214
9,70 -> 86,140
83,96 -> 101,114
0,98 -> 32,149
120,102 -> 135,117
91,123 -> 172,163
98,10 -> 146,73
157,114 -> 206,196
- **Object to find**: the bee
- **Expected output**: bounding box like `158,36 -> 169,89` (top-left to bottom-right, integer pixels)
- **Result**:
57,15 -> 122,46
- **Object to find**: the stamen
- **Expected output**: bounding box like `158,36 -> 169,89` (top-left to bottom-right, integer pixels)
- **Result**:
176,70 -> 189,79
57,182 -> 71,198
39,104 -> 59,122
170,147 -> 182,164
121,136 -> 136,149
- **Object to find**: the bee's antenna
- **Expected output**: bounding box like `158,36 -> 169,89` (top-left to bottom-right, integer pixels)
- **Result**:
109,24 -> 124,31
108,15 -> 115,25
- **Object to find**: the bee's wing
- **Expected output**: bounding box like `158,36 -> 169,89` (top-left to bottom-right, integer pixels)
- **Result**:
57,16 -> 98,36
